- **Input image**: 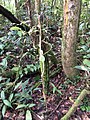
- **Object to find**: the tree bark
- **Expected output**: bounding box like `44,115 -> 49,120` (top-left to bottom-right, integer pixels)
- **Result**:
62,0 -> 81,78
25,0 -> 34,27
35,0 -> 41,14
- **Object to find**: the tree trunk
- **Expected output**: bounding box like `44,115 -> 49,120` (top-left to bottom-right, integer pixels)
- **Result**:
62,0 -> 81,78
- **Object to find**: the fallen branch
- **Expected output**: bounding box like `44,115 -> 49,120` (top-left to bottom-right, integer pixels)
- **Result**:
61,89 -> 90,120
0,4 -> 30,32
32,111 -> 42,120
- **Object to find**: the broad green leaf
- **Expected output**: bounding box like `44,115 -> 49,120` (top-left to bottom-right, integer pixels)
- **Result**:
80,106 -> 86,111
11,66 -> 20,72
75,65 -> 90,71
17,31 -> 22,37
54,9 -> 57,14
10,26 -> 21,31
83,54 -> 90,58
86,106 -> 90,112
30,68 -> 34,72
51,83 -> 62,94
86,31 -> 90,35
51,83 -> 56,94
1,91 -> 5,100
24,68 -> 28,74
83,59 -> 90,67
56,89 -> 62,95
0,76 -> 3,81
16,104 -> 26,109
34,87 -> 41,91
3,100 -> 12,108
26,110 -> 32,120
81,45 -> 88,51
79,23 -> 84,30
14,81 -> 22,90
0,58 -> 7,68
29,104 -> 35,108
9,93 -> 14,102
26,65 -> 31,68
53,86 -> 56,94
0,44 -> 4,50
35,63 -> 40,70
87,48 -> 90,53
2,105 -> 6,117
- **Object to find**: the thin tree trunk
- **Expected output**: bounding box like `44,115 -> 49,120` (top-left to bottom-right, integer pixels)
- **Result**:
26,0 -> 33,27
35,0 -> 41,14
62,0 -> 81,78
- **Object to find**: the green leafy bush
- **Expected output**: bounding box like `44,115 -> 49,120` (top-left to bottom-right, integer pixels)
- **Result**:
0,28 -> 40,118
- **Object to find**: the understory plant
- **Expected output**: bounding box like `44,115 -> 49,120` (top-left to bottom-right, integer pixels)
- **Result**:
0,28 -> 40,119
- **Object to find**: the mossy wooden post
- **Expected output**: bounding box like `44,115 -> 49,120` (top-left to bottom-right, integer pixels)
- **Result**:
62,0 -> 81,78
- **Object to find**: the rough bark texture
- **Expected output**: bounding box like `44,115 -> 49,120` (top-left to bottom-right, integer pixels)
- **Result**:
62,0 -> 81,78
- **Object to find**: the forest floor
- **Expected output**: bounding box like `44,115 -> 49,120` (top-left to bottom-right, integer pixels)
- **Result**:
1,25 -> 90,120
3,71 -> 90,120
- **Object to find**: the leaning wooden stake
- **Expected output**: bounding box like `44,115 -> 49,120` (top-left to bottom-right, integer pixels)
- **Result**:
61,89 -> 90,120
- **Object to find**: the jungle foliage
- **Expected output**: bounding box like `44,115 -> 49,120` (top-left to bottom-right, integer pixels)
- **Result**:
0,0 -> 90,119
